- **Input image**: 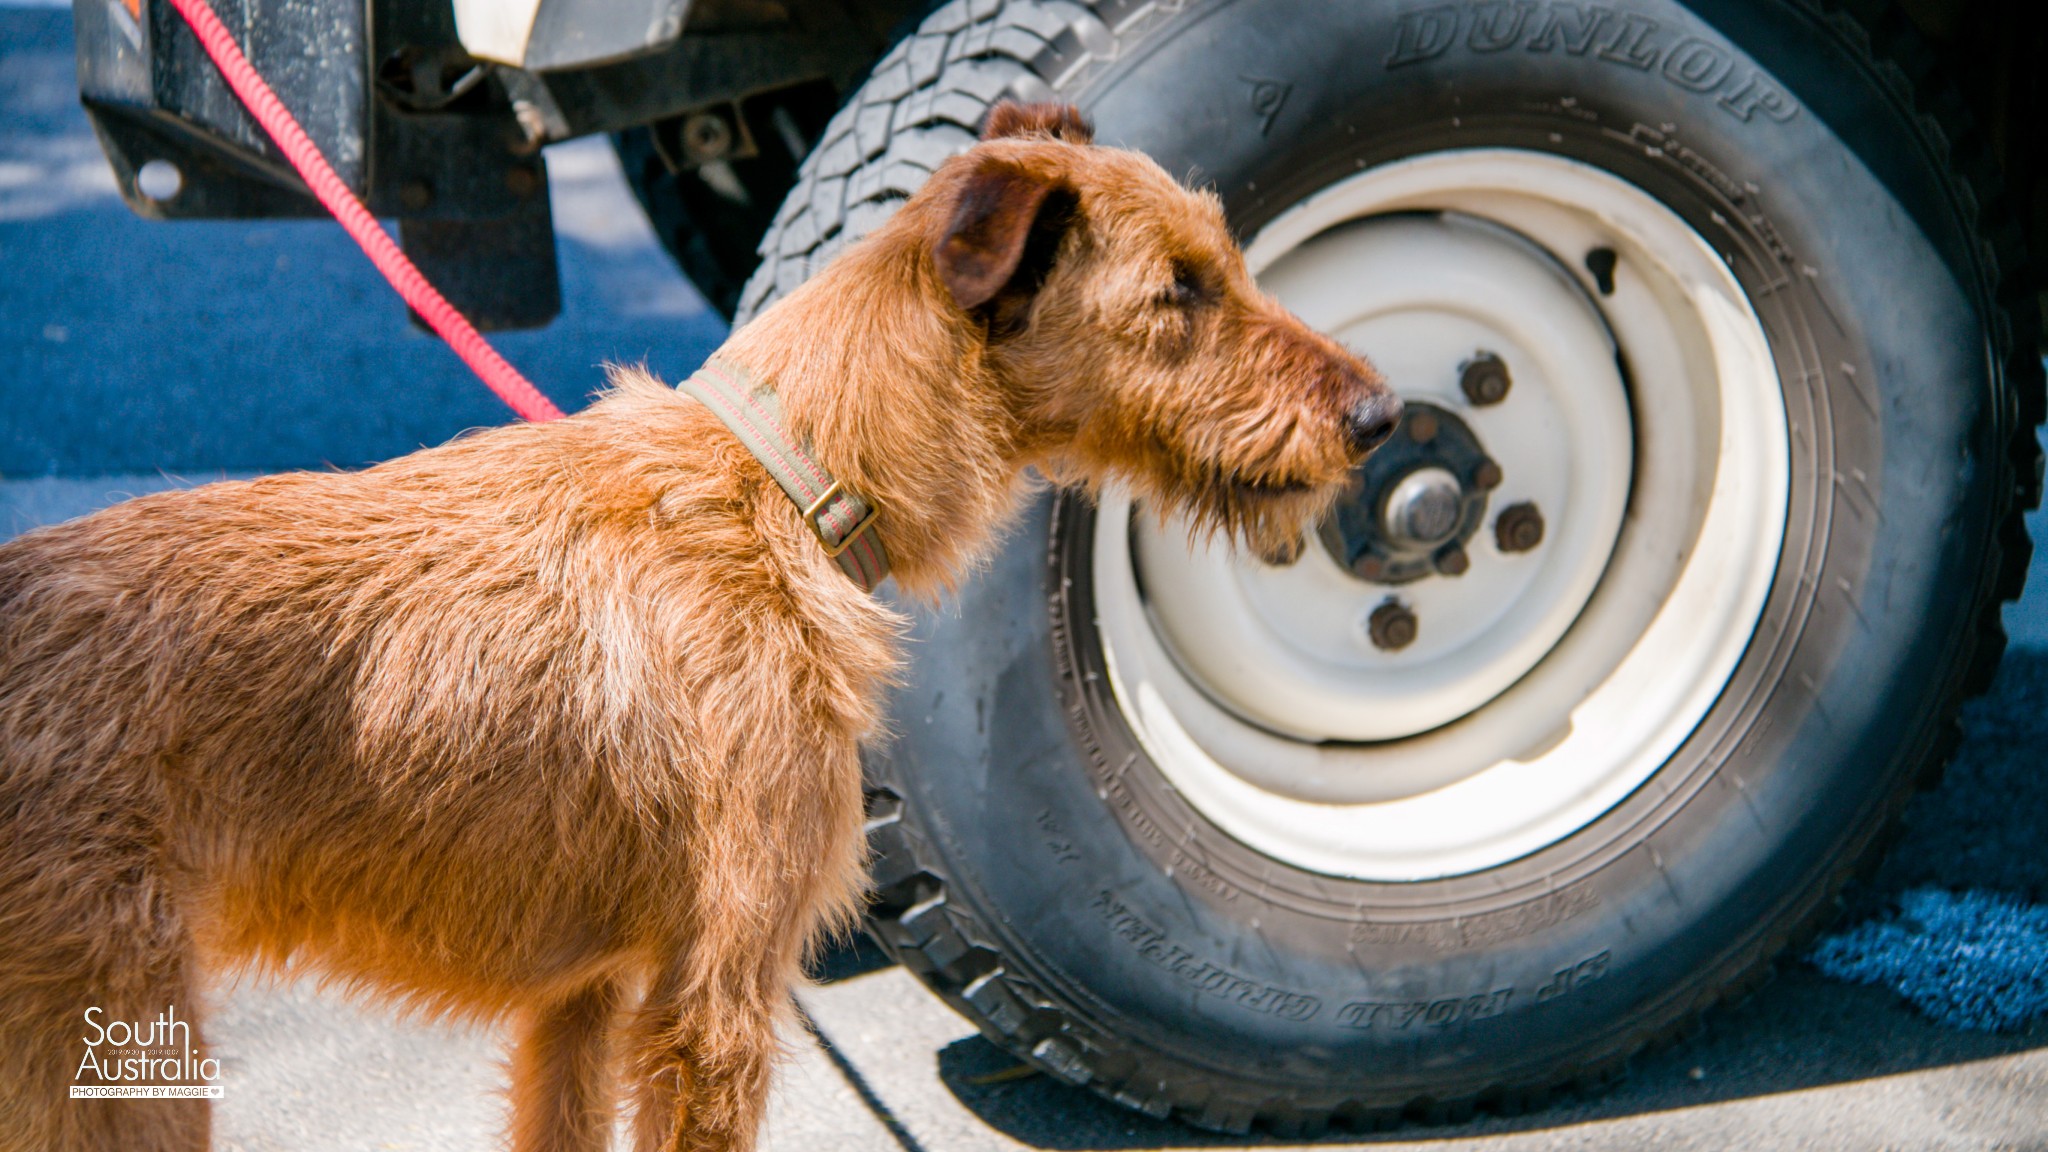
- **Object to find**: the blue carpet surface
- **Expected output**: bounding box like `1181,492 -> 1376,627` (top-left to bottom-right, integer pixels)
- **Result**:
1806,647 -> 2048,1031
1811,888 -> 2048,1031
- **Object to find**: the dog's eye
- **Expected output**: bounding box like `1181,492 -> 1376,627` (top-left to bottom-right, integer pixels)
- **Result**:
1163,260 -> 1207,308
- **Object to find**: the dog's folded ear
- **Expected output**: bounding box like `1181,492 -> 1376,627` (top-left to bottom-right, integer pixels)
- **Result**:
981,101 -> 1093,144
932,156 -> 1079,314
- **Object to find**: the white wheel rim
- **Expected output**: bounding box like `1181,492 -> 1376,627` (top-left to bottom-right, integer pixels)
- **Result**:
1140,214 -> 1634,740
1092,150 -> 1790,881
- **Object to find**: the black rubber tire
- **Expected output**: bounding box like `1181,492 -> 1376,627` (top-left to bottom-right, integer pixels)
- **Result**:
738,0 -> 2044,1132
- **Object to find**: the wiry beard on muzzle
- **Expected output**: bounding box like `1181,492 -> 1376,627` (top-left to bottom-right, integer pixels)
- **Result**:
1043,443 -> 1351,567
1148,466 -> 1348,568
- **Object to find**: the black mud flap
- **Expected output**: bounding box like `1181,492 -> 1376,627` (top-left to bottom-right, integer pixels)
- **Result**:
70,0 -> 562,331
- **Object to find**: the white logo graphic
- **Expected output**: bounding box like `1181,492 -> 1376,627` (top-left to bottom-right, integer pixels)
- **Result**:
69,1006 -> 223,1099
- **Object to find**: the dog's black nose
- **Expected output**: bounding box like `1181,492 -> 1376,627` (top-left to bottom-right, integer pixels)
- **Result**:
1346,394 -> 1402,456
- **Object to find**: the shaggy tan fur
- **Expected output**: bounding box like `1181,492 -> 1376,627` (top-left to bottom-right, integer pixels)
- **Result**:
0,102 -> 1396,1152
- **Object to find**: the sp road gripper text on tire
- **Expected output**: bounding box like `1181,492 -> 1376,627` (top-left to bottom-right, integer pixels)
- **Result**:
740,0 -> 2044,1133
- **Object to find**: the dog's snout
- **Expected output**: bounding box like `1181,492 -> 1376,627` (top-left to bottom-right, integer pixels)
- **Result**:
1346,393 -> 1402,456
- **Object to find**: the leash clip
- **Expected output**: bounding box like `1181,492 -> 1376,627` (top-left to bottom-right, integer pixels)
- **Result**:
802,480 -> 883,558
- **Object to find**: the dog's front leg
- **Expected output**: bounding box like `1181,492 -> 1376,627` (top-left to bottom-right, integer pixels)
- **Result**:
509,978 -> 624,1152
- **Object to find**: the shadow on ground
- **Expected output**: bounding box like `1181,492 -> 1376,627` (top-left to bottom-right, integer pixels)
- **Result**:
810,931 -> 897,984
925,973 -> 2044,1149
818,648 -> 2048,1148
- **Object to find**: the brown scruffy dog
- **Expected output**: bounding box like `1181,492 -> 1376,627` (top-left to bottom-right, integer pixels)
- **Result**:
0,103 -> 1397,1152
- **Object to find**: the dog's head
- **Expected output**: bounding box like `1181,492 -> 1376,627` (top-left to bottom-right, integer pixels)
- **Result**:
923,102 -> 1400,564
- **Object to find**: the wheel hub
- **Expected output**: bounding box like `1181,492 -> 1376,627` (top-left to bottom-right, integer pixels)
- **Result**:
1319,402 -> 1500,584
1383,468 -> 1461,547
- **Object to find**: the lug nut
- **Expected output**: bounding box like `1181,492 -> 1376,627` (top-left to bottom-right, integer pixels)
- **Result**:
1460,352 -> 1512,406
1368,599 -> 1418,651
1433,543 -> 1469,576
1351,554 -> 1387,581
1472,460 -> 1503,491
1495,502 -> 1545,553
1405,408 -> 1439,444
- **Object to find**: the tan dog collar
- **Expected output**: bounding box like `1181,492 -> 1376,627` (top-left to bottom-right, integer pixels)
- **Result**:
676,359 -> 890,592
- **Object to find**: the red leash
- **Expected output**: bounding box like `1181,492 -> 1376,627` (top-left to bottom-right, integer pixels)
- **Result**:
163,0 -> 566,424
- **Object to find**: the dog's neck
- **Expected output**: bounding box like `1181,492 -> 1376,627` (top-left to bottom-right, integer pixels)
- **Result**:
712,222 -> 1031,597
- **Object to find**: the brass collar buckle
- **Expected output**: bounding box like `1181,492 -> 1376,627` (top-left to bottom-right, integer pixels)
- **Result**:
802,480 -> 883,559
